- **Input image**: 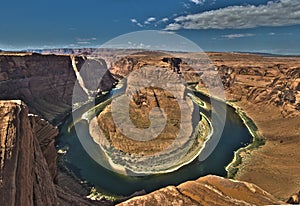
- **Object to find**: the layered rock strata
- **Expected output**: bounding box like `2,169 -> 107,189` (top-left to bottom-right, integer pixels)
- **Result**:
199,52 -> 300,200
117,175 -> 283,206
0,100 -> 112,206
0,53 -> 116,123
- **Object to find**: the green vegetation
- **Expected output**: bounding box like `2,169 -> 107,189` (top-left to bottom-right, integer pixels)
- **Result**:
188,93 -> 206,108
84,98 -> 113,121
226,107 -> 265,179
86,187 -> 122,202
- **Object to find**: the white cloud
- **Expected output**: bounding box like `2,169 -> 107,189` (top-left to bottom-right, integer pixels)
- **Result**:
268,32 -> 276,35
156,17 -> 169,25
144,17 -> 156,24
210,0 -> 216,6
157,31 -> 176,35
131,17 -> 157,27
77,41 -> 91,45
183,2 -> 191,9
76,37 -> 97,42
147,17 -> 156,22
75,37 -> 97,45
162,18 -> 169,23
131,19 -> 138,23
222,33 -> 255,39
165,23 -> 182,30
165,0 -> 300,30
190,0 -> 205,5
131,18 -> 143,27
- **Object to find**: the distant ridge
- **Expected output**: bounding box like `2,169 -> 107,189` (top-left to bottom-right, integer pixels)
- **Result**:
2,48 -> 300,57
233,51 -> 300,57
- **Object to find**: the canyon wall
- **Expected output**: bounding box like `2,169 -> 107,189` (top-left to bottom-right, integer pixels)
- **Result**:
0,100 -> 112,206
0,53 -> 82,123
0,53 -> 116,124
0,100 -> 58,205
204,53 -> 300,199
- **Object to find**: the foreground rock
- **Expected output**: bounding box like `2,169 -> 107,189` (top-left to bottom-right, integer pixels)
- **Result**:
117,175 -> 283,206
0,100 -> 112,206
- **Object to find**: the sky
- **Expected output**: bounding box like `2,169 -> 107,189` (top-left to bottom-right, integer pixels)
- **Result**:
0,0 -> 300,54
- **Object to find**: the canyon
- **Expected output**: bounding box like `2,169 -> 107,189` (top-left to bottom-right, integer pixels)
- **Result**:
0,50 -> 299,205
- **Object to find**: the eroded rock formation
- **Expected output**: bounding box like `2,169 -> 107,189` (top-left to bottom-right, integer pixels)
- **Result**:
117,175 -> 283,206
0,100 -> 57,205
0,100 -> 112,206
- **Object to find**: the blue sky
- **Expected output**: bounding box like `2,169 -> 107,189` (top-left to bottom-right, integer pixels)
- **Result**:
0,0 -> 300,54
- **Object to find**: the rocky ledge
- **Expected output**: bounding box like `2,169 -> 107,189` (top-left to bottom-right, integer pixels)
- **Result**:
0,100 -> 112,206
117,175 -> 283,206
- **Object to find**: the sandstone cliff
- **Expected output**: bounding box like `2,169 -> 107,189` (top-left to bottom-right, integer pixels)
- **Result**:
0,100 -> 112,206
0,53 -> 116,124
118,175 -> 283,206
0,100 -> 57,205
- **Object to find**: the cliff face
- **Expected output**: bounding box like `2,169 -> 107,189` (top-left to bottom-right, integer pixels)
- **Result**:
0,100 -> 57,205
0,53 -> 82,123
0,53 -> 116,124
118,175 -> 283,206
0,100 -> 112,206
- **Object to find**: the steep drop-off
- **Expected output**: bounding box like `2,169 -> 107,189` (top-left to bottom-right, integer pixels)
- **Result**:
0,52 -> 116,124
0,100 -> 112,206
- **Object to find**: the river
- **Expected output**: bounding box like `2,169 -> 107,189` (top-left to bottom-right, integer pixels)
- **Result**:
56,88 -> 252,197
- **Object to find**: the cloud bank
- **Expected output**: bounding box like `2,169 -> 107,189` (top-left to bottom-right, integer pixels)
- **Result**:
165,0 -> 300,30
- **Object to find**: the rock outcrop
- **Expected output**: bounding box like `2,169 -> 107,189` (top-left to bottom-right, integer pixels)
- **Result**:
287,191 -> 300,204
0,100 -> 57,205
117,175 -> 283,206
0,100 -> 112,206
92,64 -> 207,175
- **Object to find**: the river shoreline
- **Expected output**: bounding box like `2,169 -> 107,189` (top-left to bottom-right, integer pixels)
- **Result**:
56,84 -> 256,199
194,85 -> 265,179
88,103 -> 214,176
